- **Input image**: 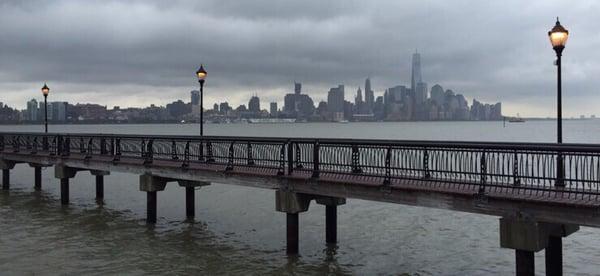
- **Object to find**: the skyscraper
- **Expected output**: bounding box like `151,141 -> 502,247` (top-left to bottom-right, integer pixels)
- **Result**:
411,51 -> 422,91
26,99 -> 38,121
364,78 -> 374,112
294,82 -> 301,95
327,85 -> 345,121
190,90 -> 200,105
248,96 -> 260,113
355,86 -> 362,107
270,102 -> 278,117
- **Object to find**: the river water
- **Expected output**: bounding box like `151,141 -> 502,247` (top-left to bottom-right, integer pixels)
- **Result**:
1,121 -> 599,275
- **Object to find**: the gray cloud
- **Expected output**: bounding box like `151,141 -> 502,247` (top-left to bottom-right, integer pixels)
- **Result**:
0,0 -> 599,117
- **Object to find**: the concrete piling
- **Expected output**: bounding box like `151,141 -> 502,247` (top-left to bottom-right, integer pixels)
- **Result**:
185,187 -> 194,219
147,191 -> 157,224
2,169 -> 9,190
515,250 -> 535,276
60,178 -> 69,205
286,213 -> 299,255
34,167 -> 42,191
95,175 -> 104,200
325,205 -> 337,244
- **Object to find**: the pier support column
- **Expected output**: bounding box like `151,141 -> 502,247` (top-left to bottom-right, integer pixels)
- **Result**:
55,165 -> 79,205
499,218 -> 579,276
2,169 -> 9,190
516,250 -> 535,276
544,224 -> 579,276
91,170 -> 110,202
316,196 -> 346,244
276,190 -> 312,255
139,174 -> 168,224
178,180 -> 210,220
34,167 -> 42,190
0,160 -> 15,190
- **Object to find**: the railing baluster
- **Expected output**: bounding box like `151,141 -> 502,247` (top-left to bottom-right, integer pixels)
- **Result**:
383,146 -> 392,186
295,143 -> 303,169
62,136 -> 70,156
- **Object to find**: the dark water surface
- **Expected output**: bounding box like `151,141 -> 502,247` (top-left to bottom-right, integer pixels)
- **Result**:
1,121 -> 600,275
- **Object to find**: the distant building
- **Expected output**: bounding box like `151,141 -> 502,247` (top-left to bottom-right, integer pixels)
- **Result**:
327,85 -> 345,121
364,78 -> 374,112
270,102 -> 278,117
294,82 -> 301,95
430,84 -> 444,106
26,99 -> 39,121
190,90 -> 200,105
411,51 -> 422,91
248,96 -> 260,113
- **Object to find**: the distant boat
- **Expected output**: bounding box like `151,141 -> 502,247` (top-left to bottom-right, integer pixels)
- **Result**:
508,114 -> 525,123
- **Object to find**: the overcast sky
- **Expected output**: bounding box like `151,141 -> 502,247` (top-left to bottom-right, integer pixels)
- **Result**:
1,0 -> 599,117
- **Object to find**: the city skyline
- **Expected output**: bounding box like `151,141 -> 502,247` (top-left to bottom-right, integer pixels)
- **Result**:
1,1 -> 599,117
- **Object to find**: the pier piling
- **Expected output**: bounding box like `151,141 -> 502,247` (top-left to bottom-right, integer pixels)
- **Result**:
286,213 -> 299,255
95,175 -> 104,200
2,169 -> 8,190
325,205 -> 337,244
545,236 -> 562,276
185,187 -> 194,218
147,191 -> 157,223
60,178 -> 69,205
516,250 -> 535,276
34,167 -> 42,191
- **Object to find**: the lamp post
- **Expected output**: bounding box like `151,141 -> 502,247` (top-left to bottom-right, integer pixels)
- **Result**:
546,17 -> 569,276
41,83 -> 50,133
196,65 -> 207,136
548,18 -> 569,187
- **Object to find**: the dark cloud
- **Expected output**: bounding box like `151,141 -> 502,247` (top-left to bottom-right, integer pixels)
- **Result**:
0,0 -> 599,116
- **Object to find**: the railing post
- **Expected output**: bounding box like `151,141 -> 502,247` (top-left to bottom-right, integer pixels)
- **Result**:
556,151 -> 565,188
0,135 -> 4,151
247,142 -> 255,166
13,136 -> 19,153
513,150 -> 521,186
85,138 -> 93,159
287,141 -> 294,175
31,137 -> 38,154
351,145 -> 363,174
311,140 -> 320,178
61,136 -> 70,156
171,140 -> 179,160
198,140 -> 205,162
383,146 -> 392,186
182,141 -> 190,168
295,143 -> 303,169
206,141 -> 214,163
277,143 -> 286,176
113,138 -> 121,162
79,137 -> 85,153
423,147 -> 430,179
479,150 -> 487,194
100,138 -> 107,155
141,139 -> 146,159
226,141 -> 234,171
50,136 -> 58,156
144,140 -> 154,164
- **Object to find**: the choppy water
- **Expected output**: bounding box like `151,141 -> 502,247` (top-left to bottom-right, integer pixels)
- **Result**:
1,121 -> 600,275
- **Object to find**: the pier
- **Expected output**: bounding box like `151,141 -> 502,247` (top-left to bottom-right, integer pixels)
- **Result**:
2,132 -> 600,275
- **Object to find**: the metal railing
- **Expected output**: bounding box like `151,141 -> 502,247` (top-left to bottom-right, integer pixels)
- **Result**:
2,132 -> 600,200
